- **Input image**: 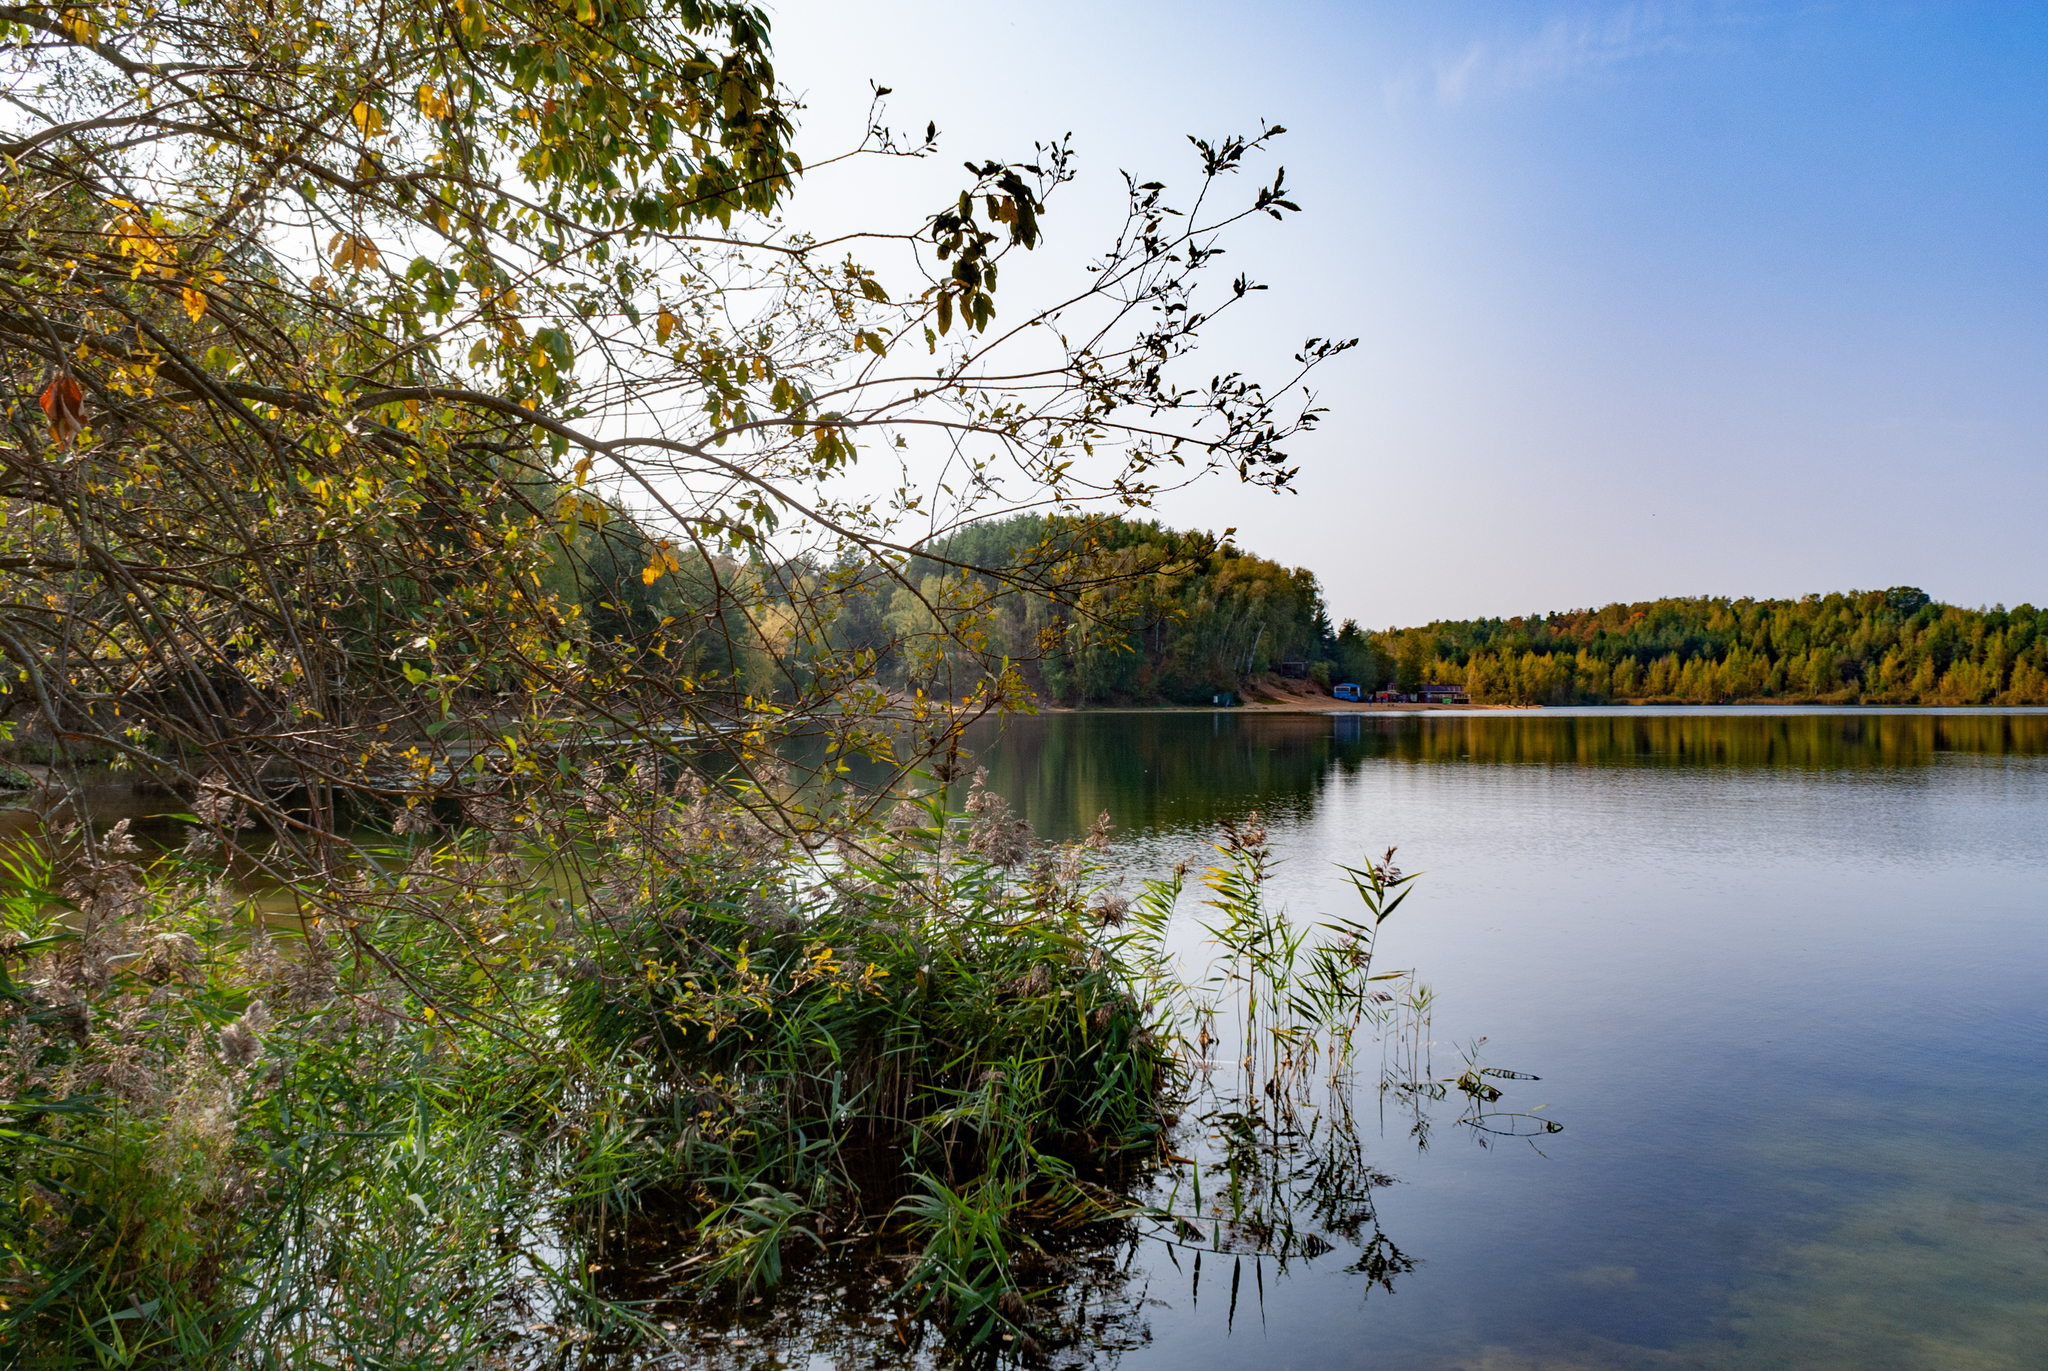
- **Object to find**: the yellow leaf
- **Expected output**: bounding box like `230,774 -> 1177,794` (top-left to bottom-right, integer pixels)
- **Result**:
329,233 -> 381,272
180,286 -> 207,323
351,102 -> 384,137
656,308 -> 677,344
556,491 -> 609,528
642,542 -> 680,585
107,213 -> 174,275
417,85 -> 452,120
571,455 -> 593,487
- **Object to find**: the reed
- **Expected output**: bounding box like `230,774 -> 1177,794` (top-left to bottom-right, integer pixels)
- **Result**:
0,776 -> 1533,1365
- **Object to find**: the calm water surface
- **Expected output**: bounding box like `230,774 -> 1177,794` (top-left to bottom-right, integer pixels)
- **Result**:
951,708 -> 2048,1371
26,710 -> 2043,1367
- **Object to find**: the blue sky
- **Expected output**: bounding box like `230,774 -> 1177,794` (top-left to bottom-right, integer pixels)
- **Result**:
773,2 -> 2048,627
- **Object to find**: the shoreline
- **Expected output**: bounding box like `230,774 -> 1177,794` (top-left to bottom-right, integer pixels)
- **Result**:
1035,694 -> 1526,714
1039,699 -> 1527,714
1033,697 -> 2048,715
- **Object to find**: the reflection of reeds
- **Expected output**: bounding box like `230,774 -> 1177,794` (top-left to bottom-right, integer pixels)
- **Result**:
1127,825 -> 1430,1302
0,781 -> 1547,1365
1125,821 -> 1555,1327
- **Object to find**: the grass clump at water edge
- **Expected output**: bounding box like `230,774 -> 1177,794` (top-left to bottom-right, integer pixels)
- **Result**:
0,778 -> 1437,1366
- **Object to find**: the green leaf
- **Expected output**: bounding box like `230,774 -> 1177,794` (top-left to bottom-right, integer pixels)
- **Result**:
534,326 -> 575,372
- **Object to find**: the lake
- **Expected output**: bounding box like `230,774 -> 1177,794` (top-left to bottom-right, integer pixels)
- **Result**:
21,708 -> 2045,1367
931,707 -> 2048,1371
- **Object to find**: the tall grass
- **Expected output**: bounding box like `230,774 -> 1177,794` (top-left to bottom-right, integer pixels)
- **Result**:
0,822 -> 635,1367
0,775 -> 1544,1366
552,784 -> 1180,1351
0,772 -> 1169,1362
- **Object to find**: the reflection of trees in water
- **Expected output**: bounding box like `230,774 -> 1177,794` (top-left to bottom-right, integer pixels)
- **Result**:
37,710 -> 2041,857
1356,712 -> 2048,769
961,712 -> 2048,842
615,708 -> 2047,1366
964,713 -> 1347,841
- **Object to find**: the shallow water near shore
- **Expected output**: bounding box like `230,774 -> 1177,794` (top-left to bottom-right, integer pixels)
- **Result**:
926,707 -> 2048,1370
19,709 -> 2047,1367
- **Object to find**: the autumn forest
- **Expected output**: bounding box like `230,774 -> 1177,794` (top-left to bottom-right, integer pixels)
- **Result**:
919,520 -> 2047,707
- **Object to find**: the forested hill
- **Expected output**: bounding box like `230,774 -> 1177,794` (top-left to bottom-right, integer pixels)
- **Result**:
1362,589 -> 2048,706
832,515 -> 1332,705
508,500 -> 2044,708
836,515 -> 2044,707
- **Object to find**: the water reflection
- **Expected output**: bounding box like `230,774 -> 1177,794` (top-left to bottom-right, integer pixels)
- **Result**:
936,708 -> 2048,1371
582,1005 -> 1487,1371
21,709 -> 2048,1368
957,709 -> 2048,842
580,803 -> 1552,1371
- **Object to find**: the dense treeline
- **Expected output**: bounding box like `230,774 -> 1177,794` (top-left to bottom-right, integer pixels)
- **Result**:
1367,588 -> 2048,705
538,514 -> 2048,709
830,515 -> 1338,705
418,507 -> 2048,712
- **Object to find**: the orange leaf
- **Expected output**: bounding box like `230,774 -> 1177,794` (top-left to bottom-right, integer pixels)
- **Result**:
328,232 -> 381,272
39,373 -> 84,449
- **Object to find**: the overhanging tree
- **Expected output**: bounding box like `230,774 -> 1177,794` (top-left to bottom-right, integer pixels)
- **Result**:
0,0 -> 1350,889
0,5 -> 1383,1351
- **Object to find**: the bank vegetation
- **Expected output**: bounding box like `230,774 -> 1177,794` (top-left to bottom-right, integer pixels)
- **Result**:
0,0 -> 1370,1361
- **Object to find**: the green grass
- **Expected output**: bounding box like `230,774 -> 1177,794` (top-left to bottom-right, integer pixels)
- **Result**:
0,779 -> 1185,1364
0,783 -> 1440,1367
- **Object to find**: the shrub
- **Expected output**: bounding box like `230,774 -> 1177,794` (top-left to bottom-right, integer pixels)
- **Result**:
1,780 -> 1444,1364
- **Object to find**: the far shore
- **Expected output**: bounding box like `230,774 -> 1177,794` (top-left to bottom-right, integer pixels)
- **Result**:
1034,694 -> 2046,714
1036,683 -> 1530,714
1238,696 -> 1526,713
1040,699 -> 1529,714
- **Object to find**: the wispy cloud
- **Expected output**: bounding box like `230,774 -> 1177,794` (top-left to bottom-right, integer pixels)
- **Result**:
1384,2 -> 1742,107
